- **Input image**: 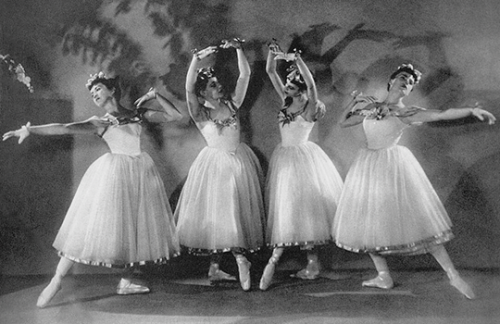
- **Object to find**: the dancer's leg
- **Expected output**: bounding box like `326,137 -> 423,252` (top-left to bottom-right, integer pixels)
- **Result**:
362,253 -> 394,289
259,247 -> 284,291
37,256 -> 74,308
430,245 -> 475,299
292,245 -> 320,280
233,252 -> 252,291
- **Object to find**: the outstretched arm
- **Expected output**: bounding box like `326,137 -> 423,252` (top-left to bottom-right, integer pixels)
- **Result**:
2,117 -> 108,144
186,46 -> 218,122
266,43 -> 286,100
134,87 -> 183,122
403,105 -> 496,125
221,39 -> 250,108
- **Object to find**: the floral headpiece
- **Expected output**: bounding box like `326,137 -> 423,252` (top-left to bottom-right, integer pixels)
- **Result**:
197,67 -> 215,81
86,71 -> 113,90
391,63 -> 422,84
286,64 -> 305,86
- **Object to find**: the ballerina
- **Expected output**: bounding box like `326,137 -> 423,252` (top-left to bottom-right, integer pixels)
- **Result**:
3,72 -> 182,307
333,63 -> 496,299
258,40 -> 343,291
174,39 -> 265,291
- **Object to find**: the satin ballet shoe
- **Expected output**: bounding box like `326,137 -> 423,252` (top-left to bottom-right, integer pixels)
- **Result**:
362,272 -> 394,289
449,274 -> 476,300
259,262 -> 276,291
291,268 -> 320,280
116,278 -> 150,295
208,264 -> 237,283
236,257 -> 252,291
36,277 -> 62,308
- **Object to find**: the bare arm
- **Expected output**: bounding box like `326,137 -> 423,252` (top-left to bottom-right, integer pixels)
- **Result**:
185,46 -> 218,122
402,106 -> 496,125
3,117 -> 107,144
134,87 -> 183,122
294,54 -> 323,120
338,93 -> 377,127
266,44 -> 286,100
227,41 -> 251,108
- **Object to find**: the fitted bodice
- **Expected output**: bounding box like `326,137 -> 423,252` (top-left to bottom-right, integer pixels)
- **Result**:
198,120 -> 241,152
102,123 -> 142,155
362,116 -> 408,150
279,115 -> 314,147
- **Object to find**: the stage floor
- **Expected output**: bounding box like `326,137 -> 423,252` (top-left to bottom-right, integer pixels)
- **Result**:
1,269 -> 499,324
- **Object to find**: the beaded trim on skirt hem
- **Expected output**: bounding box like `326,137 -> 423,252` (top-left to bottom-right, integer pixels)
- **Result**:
335,230 -> 454,256
57,251 -> 181,269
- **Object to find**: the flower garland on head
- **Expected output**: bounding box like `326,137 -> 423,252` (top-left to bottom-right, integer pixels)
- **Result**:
86,71 -> 118,90
0,53 -> 34,92
390,63 -> 422,85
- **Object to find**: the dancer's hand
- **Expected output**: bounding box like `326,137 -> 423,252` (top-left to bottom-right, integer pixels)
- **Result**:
220,38 -> 245,49
134,87 -> 157,107
351,91 -> 377,105
471,106 -> 496,125
194,46 -> 218,60
3,122 -> 31,144
314,100 -> 326,120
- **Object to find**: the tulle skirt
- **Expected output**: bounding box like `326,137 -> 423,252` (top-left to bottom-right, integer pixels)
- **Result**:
333,145 -> 453,256
266,142 -> 343,247
53,152 -> 180,268
174,143 -> 265,255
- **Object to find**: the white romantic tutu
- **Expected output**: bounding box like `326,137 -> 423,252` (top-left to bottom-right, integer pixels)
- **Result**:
266,141 -> 343,247
174,143 -> 265,255
333,145 -> 453,255
53,152 -> 180,267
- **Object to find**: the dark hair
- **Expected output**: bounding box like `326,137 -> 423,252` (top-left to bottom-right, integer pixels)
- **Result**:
194,67 -> 219,98
286,65 -> 307,92
387,64 -> 422,91
86,74 -> 121,99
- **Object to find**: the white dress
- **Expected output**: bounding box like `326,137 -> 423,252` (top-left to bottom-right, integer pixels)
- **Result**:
333,116 -> 453,255
174,115 -> 265,255
53,119 -> 180,267
266,115 -> 343,247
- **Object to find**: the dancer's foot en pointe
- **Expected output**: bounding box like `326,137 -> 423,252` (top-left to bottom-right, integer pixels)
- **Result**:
448,271 -> 476,299
235,255 -> 252,291
37,276 -> 62,308
208,263 -> 236,283
259,249 -> 282,291
362,271 -> 394,289
116,278 -> 150,295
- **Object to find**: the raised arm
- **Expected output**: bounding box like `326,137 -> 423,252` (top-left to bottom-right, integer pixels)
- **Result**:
402,105 -> 496,125
295,54 -> 318,104
134,87 -> 183,122
221,39 -> 250,108
2,117 -> 108,144
185,46 -> 218,122
266,44 -> 286,100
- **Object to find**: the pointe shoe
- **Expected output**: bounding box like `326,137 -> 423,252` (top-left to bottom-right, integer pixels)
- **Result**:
291,268 -> 320,280
362,272 -> 394,289
259,262 -> 276,291
208,265 -> 237,283
291,258 -> 320,280
449,274 -> 476,300
36,277 -> 62,308
116,278 -> 150,295
236,257 -> 252,291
